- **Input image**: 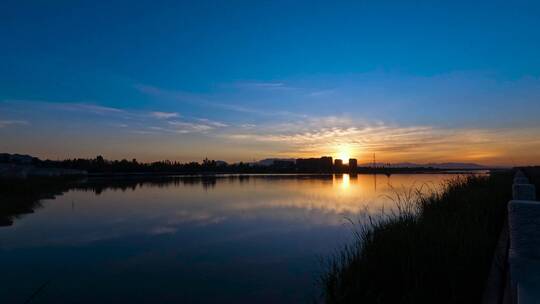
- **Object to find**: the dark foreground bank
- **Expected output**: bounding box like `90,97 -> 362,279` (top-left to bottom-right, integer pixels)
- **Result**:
521,166 -> 540,198
321,172 -> 513,304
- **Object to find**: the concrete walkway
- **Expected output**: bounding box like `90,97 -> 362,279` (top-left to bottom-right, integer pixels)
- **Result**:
508,170 -> 539,304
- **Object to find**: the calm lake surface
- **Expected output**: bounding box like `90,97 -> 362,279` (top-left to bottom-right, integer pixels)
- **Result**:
0,173 -> 464,303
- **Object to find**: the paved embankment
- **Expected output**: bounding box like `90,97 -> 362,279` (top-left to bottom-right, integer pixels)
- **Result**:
507,170 -> 539,303
523,167 -> 540,200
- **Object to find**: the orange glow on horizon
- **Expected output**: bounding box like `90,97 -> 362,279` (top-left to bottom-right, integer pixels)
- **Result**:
334,145 -> 355,163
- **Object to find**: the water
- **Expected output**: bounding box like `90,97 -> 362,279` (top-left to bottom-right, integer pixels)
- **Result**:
0,174 -> 461,303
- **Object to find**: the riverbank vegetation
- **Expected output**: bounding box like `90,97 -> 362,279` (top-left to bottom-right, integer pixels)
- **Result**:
321,172 -> 513,304
1,153 -> 483,175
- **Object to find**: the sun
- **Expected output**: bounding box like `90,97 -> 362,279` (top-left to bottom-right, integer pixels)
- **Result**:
335,145 -> 353,163
338,151 -> 350,162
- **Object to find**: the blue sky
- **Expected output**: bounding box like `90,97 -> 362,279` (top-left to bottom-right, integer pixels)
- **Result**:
1,1 -> 540,165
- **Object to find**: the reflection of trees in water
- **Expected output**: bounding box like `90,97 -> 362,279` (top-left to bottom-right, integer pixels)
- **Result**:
0,179 -> 75,227
0,197 -> 43,227
0,174 -> 336,226
74,174 -> 335,193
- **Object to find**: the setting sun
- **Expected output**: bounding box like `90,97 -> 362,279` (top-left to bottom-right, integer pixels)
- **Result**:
3,2 -> 540,303
338,151 -> 350,162
335,145 -> 354,163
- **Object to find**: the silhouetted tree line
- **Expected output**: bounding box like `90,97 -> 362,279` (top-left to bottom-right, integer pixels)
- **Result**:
35,156 -> 298,174
23,155 -> 454,175
0,153 -> 459,175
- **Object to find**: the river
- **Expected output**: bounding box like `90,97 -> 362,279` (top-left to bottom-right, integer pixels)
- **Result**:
0,173 -> 467,303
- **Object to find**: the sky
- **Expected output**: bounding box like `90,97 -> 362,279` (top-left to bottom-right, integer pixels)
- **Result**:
1,1 -> 540,166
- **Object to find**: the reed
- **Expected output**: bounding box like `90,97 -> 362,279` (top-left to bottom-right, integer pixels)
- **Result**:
321,172 -> 513,304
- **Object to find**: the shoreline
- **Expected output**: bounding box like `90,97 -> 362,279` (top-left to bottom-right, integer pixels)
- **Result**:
0,169 -> 494,182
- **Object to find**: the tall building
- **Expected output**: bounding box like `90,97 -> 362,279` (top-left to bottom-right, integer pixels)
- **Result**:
273,160 -> 295,170
348,158 -> 358,172
320,156 -> 333,171
296,156 -> 333,172
334,159 -> 344,172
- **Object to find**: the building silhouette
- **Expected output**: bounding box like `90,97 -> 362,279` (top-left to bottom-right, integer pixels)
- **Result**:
272,160 -> 295,170
296,156 -> 333,172
334,159 -> 344,172
349,158 -> 357,172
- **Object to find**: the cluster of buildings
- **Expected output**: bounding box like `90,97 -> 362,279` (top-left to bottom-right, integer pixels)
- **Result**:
0,153 -> 87,179
295,156 -> 357,172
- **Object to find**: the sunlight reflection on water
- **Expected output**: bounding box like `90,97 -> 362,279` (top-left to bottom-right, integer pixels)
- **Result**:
0,173 -> 472,303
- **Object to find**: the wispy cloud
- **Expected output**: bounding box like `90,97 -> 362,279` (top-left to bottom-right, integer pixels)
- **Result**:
246,82 -> 285,88
0,120 -> 29,128
150,111 -> 179,119
134,84 -> 306,118
2,99 -> 126,115
229,81 -> 288,89
130,130 -> 157,135
222,115 -> 540,164
46,102 -> 125,115
134,84 -> 206,103
308,89 -> 335,97
168,120 -> 217,133
108,123 -> 129,128
1,99 -> 236,136
196,118 -> 228,128
132,119 -> 229,135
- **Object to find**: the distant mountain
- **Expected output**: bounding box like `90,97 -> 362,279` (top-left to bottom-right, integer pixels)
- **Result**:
0,153 -> 37,164
424,162 -> 489,169
359,162 -> 489,169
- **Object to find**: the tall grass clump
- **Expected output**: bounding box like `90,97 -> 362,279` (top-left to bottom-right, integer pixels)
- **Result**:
322,172 -> 513,304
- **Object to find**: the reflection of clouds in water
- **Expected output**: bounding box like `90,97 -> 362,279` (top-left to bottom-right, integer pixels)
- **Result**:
202,175 -> 441,216
0,174 -> 455,248
166,211 -> 226,226
148,226 -> 178,235
46,230 -> 126,246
